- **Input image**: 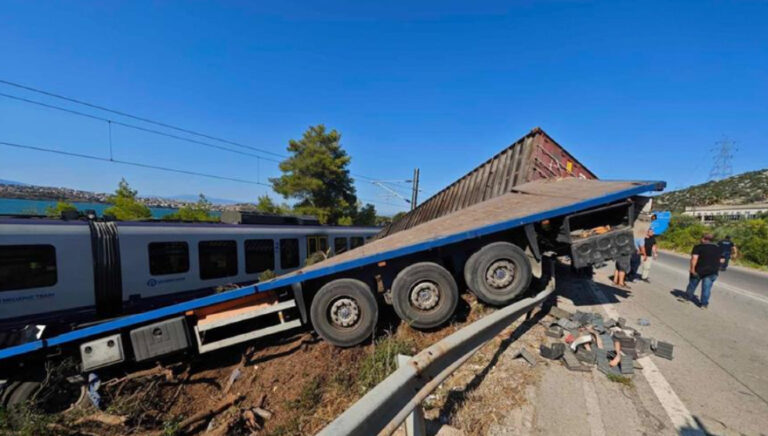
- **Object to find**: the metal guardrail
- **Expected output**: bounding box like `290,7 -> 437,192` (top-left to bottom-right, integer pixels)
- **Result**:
317,257 -> 556,436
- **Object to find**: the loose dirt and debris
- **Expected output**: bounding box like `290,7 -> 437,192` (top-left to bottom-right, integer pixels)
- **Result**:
0,293 -> 507,436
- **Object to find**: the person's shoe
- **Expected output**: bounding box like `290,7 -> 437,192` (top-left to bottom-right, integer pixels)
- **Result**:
701,304 -> 708,310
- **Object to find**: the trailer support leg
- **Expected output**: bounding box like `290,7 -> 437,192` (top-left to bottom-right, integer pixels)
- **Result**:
291,282 -> 308,324
524,224 -> 541,261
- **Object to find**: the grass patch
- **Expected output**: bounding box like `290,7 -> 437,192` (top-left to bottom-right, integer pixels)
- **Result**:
356,334 -> 415,394
606,373 -> 634,387
271,375 -> 325,436
291,376 -> 324,412
0,401 -> 55,436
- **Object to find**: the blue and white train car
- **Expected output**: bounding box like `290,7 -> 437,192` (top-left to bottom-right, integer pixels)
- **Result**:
0,218 -> 378,334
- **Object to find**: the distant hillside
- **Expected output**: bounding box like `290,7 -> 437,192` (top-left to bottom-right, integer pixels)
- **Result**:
655,169 -> 768,212
164,194 -> 239,205
0,179 -> 26,186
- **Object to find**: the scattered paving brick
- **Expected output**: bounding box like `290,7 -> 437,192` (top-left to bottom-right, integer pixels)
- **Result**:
539,307 -> 677,384
576,348 -> 597,365
654,341 -> 674,360
563,348 -> 591,372
600,333 -> 614,351
548,306 -> 573,320
517,347 -> 538,366
620,355 -> 634,375
546,325 -> 564,338
540,343 -> 565,360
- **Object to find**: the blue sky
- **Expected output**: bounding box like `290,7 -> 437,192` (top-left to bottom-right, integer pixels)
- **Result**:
1,1 -> 766,215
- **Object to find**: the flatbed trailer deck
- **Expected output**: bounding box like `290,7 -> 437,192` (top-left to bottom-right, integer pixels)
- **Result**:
0,177 -> 663,364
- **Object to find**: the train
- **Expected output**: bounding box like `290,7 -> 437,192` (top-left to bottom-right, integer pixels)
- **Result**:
0,216 -> 379,339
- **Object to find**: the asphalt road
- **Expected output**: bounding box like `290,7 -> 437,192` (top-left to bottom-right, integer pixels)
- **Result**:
589,251 -> 768,434
656,251 -> 768,299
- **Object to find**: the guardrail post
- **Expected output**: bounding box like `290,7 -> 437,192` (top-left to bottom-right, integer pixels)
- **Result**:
397,354 -> 426,436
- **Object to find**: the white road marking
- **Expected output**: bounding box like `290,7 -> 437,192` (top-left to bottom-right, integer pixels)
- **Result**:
585,281 -> 703,434
653,261 -> 768,305
581,374 -> 607,436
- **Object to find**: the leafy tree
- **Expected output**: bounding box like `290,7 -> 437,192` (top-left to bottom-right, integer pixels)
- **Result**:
375,215 -> 392,226
391,211 -> 407,222
45,201 -> 77,218
104,178 -> 152,221
337,216 -> 353,226
270,125 -> 357,224
163,194 -> 218,222
354,203 -> 377,226
255,194 -> 292,215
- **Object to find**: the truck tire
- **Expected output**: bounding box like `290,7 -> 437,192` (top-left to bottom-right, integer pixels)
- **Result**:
465,242 -> 532,306
310,279 -> 378,347
1,380 -> 41,408
391,262 -> 459,329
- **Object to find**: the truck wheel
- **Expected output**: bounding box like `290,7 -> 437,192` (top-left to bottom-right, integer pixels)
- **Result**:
392,262 -> 459,329
310,279 -> 378,347
1,380 -> 41,408
465,242 -> 532,306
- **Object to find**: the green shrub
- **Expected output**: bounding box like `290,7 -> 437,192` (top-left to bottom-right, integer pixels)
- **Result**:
660,215 -> 768,267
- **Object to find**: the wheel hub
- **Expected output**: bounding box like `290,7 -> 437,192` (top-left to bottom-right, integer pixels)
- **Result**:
410,281 -> 440,310
486,260 -> 515,288
330,298 -> 360,327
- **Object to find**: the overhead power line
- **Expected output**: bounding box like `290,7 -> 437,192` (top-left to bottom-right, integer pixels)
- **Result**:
0,79 -> 384,182
0,78 -> 285,158
0,140 -> 406,210
0,92 -> 281,163
0,140 -> 270,186
0,79 -> 410,204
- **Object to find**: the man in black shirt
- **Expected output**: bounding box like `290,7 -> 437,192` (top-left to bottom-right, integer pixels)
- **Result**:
685,233 -> 724,309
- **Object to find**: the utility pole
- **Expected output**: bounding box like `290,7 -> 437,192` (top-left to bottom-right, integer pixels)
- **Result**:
410,168 -> 420,210
708,137 -> 737,181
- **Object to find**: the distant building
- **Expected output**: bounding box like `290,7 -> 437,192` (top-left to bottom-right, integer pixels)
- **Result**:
682,203 -> 768,223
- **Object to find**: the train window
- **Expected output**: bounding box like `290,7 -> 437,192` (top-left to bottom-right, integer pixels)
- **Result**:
334,237 -> 348,255
350,237 -> 365,249
0,244 -> 57,292
198,240 -> 237,280
245,239 -> 275,274
307,236 -> 328,256
280,238 -> 300,269
148,242 -> 189,276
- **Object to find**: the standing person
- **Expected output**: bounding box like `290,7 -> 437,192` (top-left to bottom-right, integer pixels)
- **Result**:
614,253 -> 631,289
718,236 -> 737,271
640,229 -> 657,282
628,236 -> 643,281
685,233 -> 724,309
